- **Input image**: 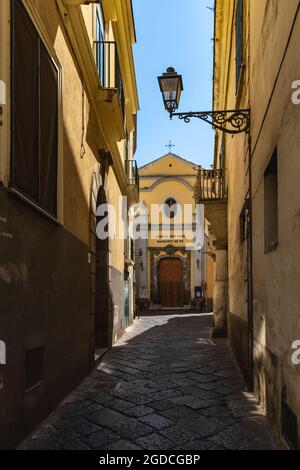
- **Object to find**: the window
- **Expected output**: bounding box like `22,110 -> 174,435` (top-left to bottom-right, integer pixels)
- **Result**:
11,0 -> 59,217
264,149 -> 278,253
164,198 -> 177,219
133,114 -> 138,156
96,3 -> 105,42
125,237 -> 134,261
95,3 -> 105,84
93,2 -> 125,117
239,200 -> 249,244
236,0 -> 244,94
125,131 -> 130,161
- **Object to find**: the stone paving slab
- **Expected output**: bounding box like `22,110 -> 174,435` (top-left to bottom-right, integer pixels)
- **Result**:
20,313 -> 278,450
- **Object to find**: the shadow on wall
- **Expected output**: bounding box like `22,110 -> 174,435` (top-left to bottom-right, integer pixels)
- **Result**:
0,0 -> 124,449
0,74 -> 102,458
0,127 -> 91,449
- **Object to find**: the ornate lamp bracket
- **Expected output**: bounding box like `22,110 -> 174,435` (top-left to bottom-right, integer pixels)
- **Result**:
171,109 -> 250,135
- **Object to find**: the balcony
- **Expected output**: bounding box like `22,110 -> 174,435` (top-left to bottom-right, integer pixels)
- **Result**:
194,169 -> 226,203
94,41 -> 126,141
125,159 -> 139,205
125,159 -> 139,189
194,169 -> 228,244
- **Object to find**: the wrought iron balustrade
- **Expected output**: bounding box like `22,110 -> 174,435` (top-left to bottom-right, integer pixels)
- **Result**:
194,169 -> 226,202
94,40 -> 125,118
125,238 -> 135,262
125,159 -> 139,189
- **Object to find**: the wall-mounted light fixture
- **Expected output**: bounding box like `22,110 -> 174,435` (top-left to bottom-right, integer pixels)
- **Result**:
158,67 -> 250,134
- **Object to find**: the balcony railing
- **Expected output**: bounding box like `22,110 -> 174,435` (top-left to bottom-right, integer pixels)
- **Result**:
194,169 -> 226,202
125,238 -> 135,263
94,40 -> 125,118
125,160 -> 139,189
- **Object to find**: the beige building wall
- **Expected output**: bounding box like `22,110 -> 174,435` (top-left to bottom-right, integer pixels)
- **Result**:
213,0 -> 250,372
4,0 -> 139,334
249,0 -> 300,440
212,0 -> 300,447
0,0 -> 139,448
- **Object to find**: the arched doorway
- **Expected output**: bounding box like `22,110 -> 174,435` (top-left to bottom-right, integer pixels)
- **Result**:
89,164 -> 112,366
159,258 -> 184,307
95,187 -> 112,349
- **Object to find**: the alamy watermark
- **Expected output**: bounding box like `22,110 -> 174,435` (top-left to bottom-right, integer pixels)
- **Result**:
291,340 -> 300,365
0,341 -> 6,365
96,197 -> 205,251
291,80 -> 300,104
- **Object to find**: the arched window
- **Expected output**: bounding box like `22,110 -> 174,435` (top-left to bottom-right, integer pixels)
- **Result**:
164,197 -> 177,219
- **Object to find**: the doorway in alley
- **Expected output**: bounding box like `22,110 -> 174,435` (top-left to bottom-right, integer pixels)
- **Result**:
159,258 -> 184,308
94,187 -> 112,349
90,168 -> 113,367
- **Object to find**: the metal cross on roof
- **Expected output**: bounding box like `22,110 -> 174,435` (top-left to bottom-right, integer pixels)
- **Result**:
165,141 -> 175,153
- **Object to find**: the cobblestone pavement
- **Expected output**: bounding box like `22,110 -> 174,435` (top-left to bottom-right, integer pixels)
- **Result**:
21,313 -> 278,450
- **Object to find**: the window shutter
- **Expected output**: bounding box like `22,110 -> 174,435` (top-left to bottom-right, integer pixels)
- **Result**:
12,0 -> 39,201
39,40 -> 58,216
12,0 -> 59,217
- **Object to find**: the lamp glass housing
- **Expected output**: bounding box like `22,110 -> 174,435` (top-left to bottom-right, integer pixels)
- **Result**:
158,67 -> 183,114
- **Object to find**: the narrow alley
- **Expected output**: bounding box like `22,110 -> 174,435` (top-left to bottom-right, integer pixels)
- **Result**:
1,0 -> 300,454
21,313 -> 277,451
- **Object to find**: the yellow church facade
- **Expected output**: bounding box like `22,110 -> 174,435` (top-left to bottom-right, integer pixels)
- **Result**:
135,153 -> 214,310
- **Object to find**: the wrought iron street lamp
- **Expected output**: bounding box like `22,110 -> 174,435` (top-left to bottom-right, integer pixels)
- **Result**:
158,67 -> 183,114
158,67 -> 250,135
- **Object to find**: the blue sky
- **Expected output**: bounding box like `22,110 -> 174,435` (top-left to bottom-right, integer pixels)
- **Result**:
132,0 -> 215,169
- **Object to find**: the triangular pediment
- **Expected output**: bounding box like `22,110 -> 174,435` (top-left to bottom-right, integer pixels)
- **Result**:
139,153 -> 200,177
